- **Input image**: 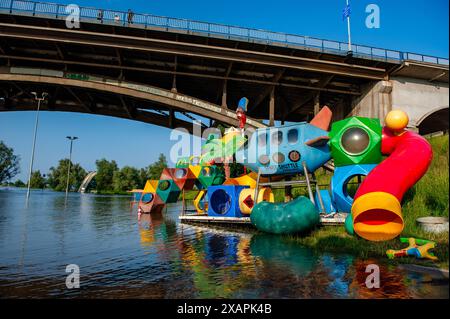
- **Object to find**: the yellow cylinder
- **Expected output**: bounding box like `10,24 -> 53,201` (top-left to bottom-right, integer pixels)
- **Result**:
239,188 -> 274,215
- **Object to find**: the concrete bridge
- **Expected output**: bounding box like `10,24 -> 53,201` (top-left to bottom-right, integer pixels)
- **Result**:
0,0 -> 448,134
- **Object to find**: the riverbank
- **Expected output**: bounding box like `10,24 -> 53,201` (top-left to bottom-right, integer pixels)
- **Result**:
289,134 -> 449,269
183,134 -> 449,269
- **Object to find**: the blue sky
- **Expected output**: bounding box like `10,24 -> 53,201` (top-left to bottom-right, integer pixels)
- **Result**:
1,0 -> 448,181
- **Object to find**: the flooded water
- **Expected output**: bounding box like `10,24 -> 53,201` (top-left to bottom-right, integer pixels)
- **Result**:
0,188 -> 448,298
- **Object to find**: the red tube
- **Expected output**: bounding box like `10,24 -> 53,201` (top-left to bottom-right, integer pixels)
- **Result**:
351,127 -> 433,241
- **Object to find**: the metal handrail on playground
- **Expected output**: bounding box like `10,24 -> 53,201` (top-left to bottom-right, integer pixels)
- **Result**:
0,0 -> 448,66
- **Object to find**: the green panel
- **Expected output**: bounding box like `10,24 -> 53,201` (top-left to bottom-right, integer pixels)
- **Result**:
197,165 -> 225,188
329,117 -> 382,166
250,196 -> 319,234
156,180 -> 181,203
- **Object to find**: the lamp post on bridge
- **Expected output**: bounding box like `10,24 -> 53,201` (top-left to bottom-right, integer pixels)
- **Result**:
26,91 -> 48,201
65,136 -> 78,197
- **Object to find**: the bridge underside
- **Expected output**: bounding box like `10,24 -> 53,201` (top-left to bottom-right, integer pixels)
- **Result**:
0,12 -> 400,126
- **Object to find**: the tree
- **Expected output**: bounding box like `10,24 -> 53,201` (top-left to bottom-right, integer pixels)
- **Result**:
47,159 -> 87,192
14,179 -> 26,188
0,141 -> 20,184
95,159 -> 118,192
136,154 -> 168,188
29,170 -> 46,189
113,166 -> 140,192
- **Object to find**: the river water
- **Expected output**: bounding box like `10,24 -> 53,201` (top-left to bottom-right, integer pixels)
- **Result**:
0,188 -> 448,298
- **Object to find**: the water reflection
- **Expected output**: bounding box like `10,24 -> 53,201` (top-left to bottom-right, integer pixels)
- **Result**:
0,188 -> 448,298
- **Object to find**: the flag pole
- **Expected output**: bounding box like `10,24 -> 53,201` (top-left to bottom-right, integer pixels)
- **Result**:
346,0 -> 352,53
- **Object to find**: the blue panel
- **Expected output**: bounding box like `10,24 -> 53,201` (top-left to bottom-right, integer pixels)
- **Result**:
207,185 -> 249,217
314,189 -> 336,214
330,164 -> 377,213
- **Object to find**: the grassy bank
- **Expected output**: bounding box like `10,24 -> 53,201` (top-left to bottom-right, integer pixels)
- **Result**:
288,134 -> 449,269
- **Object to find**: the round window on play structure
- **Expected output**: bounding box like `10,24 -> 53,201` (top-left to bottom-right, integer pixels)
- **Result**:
174,168 -> 187,179
158,180 -> 170,191
343,174 -> 366,199
141,193 -> 154,203
258,154 -> 270,165
272,152 -> 285,164
191,157 -> 200,165
201,167 -> 211,177
340,127 -> 370,155
288,150 -> 301,162
209,189 -> 231,215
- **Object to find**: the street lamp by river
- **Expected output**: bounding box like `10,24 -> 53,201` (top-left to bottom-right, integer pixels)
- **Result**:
26,92 -> 48,201
65,136 -> 78,197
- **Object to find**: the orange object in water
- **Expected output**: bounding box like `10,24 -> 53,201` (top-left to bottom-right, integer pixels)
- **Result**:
352,124 -> 433,241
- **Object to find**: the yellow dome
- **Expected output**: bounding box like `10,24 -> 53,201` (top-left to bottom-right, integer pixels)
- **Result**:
385,110 -> 409,131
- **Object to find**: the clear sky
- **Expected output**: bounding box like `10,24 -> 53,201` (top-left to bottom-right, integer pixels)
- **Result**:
1,0 -> 448,181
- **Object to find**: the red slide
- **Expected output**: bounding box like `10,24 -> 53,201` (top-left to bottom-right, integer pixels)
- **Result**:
351,111 -> 433,241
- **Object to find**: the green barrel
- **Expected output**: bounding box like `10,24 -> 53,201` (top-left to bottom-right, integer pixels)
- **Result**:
250,196 -> 320,234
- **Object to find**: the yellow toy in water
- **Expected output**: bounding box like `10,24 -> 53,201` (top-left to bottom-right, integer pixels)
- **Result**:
386,237 -> 438,261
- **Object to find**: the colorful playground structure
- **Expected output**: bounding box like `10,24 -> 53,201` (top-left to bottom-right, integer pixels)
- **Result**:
131,99 -> 433,244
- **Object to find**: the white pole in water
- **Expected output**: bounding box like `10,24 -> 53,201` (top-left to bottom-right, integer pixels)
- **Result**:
346,0 -> 352,53
26,92 -> 48,201
65,136 -> 78,197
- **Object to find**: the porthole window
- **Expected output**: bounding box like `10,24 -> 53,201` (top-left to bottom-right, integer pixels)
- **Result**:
340,127 -> 370,155
174,168 -> 187,179
158,180 -> 170,191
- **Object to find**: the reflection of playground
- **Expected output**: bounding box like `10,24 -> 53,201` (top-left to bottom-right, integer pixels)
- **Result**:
348,259 -> 410,298
138,213 -> 433,298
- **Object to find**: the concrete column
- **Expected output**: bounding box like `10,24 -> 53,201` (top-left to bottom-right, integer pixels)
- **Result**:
349,80 -> 392,123
269,87 -> 275,126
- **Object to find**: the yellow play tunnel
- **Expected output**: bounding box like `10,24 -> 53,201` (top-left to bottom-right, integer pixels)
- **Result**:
239,188 -> 274,215
352,192 -> 404,241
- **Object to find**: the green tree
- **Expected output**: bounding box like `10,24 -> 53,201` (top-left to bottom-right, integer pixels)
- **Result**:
29,170 -> 46,189
137,154 -> 167,188
47,159 -> 87,192
13,179 -> 26,188
0,141 -> 20,184
95,159 -> 118,192
113,166 -> 140,192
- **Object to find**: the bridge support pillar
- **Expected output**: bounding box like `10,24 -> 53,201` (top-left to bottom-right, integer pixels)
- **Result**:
348,80 -> 392,125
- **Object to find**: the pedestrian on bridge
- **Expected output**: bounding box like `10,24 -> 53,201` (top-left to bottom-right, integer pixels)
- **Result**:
127,9 -> 134,24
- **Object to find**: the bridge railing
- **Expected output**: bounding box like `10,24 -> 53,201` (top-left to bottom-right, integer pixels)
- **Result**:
0,0 -> 448,66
